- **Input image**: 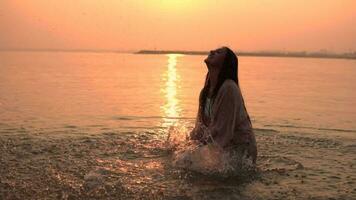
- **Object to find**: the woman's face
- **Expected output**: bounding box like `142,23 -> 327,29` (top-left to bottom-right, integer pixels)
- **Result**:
204,47 -> 227,69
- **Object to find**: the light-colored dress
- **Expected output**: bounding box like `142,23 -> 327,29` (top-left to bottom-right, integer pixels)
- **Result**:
190,79 -> 257,163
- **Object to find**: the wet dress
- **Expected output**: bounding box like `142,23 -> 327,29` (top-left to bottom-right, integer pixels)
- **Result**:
190,79 -> 257,163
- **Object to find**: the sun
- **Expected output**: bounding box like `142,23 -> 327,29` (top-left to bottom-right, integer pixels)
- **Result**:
151,0 -> 199,12
160,0 -> 191,7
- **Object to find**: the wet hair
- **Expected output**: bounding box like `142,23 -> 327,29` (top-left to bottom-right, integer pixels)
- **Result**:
199,47 -> 251,125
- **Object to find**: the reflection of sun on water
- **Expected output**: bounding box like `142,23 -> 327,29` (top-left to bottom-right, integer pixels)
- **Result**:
161,54 -> 183,127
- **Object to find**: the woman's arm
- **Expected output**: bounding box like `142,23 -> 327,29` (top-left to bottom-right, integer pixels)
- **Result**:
189,89 -> 205,140
189,104 -> 204,140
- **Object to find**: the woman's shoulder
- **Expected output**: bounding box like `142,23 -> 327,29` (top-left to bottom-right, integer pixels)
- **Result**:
214,79 -> 242,102
222,79 -> 238,87
220,79 -> 240,94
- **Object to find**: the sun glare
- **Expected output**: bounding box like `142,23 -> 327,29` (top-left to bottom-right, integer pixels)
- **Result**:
161,54 -> 183,127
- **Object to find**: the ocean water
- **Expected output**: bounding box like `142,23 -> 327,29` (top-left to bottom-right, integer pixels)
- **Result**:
1,52 -> 355,133
0,51 -> 355,199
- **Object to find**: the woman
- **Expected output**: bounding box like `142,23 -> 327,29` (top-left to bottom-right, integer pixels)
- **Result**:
189,47 -> 257,164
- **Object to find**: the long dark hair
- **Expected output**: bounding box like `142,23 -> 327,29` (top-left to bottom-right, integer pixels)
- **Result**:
199,47 -> 251,125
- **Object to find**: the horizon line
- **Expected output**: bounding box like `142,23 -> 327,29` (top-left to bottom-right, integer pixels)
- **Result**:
1,48 -> 355,60
1,47 -> 356,53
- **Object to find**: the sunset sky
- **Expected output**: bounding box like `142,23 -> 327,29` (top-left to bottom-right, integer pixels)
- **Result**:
1,0 -> 355,52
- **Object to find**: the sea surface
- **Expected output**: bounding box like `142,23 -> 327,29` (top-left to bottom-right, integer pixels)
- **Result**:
0,51 -> 355,199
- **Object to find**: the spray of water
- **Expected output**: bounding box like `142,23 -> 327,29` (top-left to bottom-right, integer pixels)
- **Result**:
166,123 -> 255,176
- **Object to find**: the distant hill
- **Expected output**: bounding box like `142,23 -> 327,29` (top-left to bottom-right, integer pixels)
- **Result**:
136,50 -> 356,60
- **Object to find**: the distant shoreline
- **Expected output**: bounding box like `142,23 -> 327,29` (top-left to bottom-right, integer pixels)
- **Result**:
136,50 -> 356,60
1,48 -> 355,60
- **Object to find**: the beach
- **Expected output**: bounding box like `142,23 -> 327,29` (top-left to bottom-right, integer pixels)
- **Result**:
1,125 -> 355,199
0,52 -> 355,199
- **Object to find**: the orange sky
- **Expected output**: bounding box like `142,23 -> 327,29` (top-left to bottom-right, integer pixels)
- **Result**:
1,0 -> 355,52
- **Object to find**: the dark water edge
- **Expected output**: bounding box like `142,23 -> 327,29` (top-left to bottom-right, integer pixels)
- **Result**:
0,125 -> 355,200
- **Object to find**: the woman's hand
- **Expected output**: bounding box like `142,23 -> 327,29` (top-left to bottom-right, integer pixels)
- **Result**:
189,123 -> 206,141
189,127 -> 200,140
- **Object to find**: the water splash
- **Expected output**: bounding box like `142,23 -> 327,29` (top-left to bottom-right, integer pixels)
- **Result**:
166,124 -> 255,176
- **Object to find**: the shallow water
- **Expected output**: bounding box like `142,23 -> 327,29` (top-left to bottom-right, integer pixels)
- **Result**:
0,52 -> 355,199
